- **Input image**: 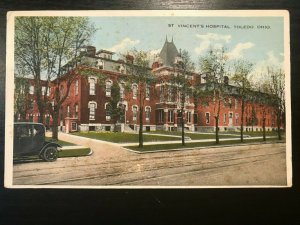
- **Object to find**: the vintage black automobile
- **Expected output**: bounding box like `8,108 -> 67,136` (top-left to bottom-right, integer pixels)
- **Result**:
14,122 -> 61,162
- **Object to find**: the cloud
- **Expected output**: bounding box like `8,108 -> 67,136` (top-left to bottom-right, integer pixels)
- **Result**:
226,42 -> 255,60
108,38 -> 140,53
252,51 -> 284,82
195,33 -> 232,55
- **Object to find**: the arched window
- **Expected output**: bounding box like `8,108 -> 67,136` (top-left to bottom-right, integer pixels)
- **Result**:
88,101 -> 97,120
132,84 -> 138,99
105,103 -> 112,121
106,80 -> 112,97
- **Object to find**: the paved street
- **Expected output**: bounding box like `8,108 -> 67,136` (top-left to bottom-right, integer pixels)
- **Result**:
13,133 -> 288,187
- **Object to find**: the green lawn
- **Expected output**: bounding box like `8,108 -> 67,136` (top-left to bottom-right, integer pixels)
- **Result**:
59,148 -> 91,157
72,131 -> 180,143
126,137 -> 285,152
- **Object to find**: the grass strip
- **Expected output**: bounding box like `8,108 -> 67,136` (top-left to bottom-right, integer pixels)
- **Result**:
58,148 -> 91,157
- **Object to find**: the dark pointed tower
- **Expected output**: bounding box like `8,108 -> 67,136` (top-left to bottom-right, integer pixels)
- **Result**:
159,37 -> 179,67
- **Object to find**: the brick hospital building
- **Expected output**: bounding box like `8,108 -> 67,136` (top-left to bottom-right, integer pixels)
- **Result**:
16,38 -> 280,133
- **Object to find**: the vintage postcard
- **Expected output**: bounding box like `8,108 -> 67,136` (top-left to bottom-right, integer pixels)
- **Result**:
5,10 -> 291,188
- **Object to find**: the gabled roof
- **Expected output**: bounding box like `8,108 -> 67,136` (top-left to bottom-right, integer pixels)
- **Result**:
159,37 -> 179,68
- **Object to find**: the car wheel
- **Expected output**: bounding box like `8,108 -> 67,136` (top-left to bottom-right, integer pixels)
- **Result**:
43,146 -> 58,162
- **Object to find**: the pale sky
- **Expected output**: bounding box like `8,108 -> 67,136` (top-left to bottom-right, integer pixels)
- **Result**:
89,16 -> 285,79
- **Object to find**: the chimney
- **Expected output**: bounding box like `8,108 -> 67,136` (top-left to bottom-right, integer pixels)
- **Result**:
126,54 -> 134,64
86,46 -> 96,57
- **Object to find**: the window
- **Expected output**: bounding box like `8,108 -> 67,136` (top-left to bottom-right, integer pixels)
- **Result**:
167,86 -> 172,102
29,85 -> 34,94
185,93 -> 190,103
106,80 -> 112,97
42,86 -> 46,95
160,83 -> 165,102
96,59 -> 104,69
119,64 -> 125,73
228,98 -> 232,108
74,104 -> 78,118
235,113 -> 239,125
146,85 -> 150,100
75,80 -> 79,95
224,113 -> 227,124
145,106 -> 151,121
120,82 -> 125,99
89,78 -> 96,95
194,113 -> 198,124
158,109 -> 164,123
168,110 -> 174,123
132,84 -> 138,99
88,101 -> 97,120
132,105 -> 138,121
67,105 -> 70,117
105,103 -> 112,121
205,112 -> 210,124
235,99 -> 238,109
187,111 -> 192,123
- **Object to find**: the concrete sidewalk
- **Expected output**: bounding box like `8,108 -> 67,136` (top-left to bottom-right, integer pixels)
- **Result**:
119,136 -> 278,147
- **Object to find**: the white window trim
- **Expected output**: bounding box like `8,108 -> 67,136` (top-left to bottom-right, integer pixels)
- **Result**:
105,79 -> 113,97
88,77 -> 97,96
132,83 -> 138,99
145,106 -> 151,121
132,105 -> 138,121
88,101 -> 97,121
205,112 -> 210,124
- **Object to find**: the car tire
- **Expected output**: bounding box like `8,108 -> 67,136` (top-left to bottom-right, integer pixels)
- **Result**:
43,146 -> 58,162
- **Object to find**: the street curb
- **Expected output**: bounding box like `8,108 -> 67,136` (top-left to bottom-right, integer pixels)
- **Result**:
123,141 -> 286,154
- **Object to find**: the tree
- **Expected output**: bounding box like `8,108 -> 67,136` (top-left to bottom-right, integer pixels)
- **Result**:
231,60 -> 253,142
126,50 -> 156,148
170,50 -> 195,146
14,76 -> 30,121
199,47 -> 228,144
262,68 -> 285,140
15,17 -> 95,140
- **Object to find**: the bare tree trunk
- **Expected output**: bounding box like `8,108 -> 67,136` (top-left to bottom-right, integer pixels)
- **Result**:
139,104 -> 143,148
277,111 -> 282,140
52,109 -> 59,141
215,116 -> 219,144
181,107 -> 185,146
263,117 -> 266,141
241,98 -> 244,142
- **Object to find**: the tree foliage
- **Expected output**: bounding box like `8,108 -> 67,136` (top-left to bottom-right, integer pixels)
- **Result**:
15,16 -> 96,139
170,49 -> 195,146
199,47 -> 228,144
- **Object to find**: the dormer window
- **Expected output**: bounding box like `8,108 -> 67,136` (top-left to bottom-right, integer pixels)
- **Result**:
96,59 -> 104,69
